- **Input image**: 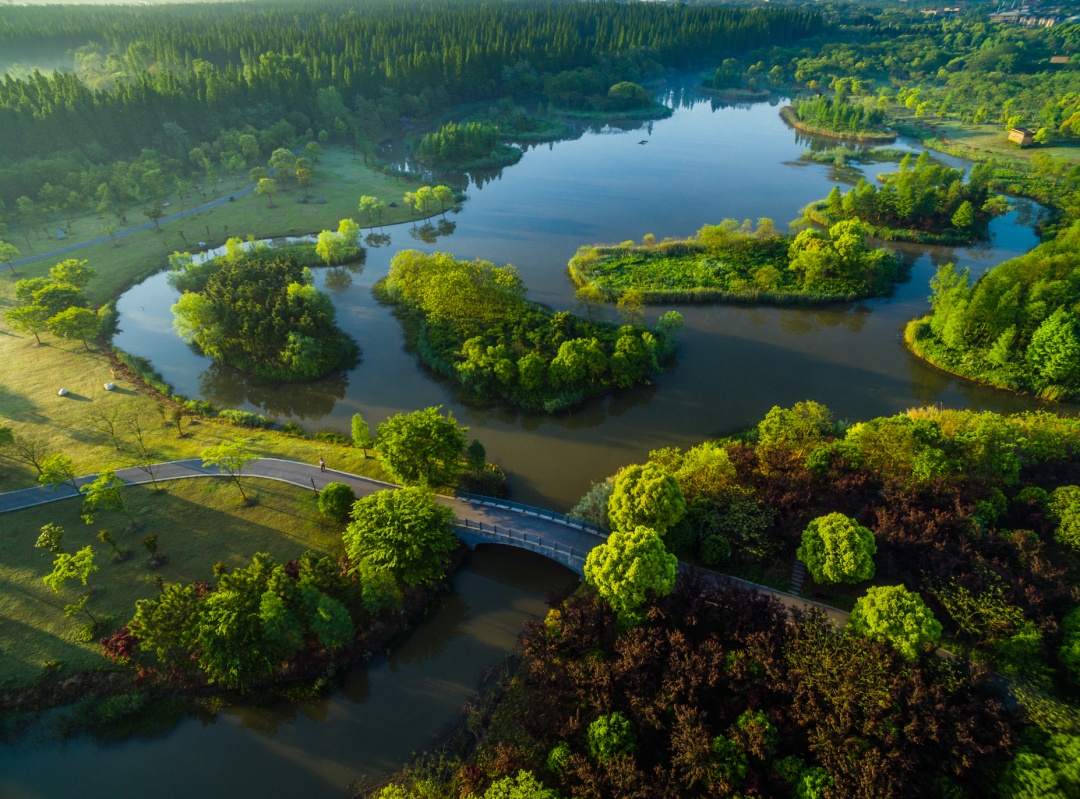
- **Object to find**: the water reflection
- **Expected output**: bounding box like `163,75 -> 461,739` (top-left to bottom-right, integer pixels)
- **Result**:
408,218 -> 457,244
198,362 -> 350,422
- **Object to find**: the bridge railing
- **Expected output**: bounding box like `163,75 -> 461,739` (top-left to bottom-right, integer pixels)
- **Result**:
454,492 -> 609,538
455,517 -> 588,570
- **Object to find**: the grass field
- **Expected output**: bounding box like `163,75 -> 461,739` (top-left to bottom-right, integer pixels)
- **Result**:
0,145 -> 419,494
0,477 -> 348,686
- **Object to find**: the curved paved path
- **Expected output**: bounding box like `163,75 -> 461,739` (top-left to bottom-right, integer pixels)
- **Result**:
0,457 -> 847,625
10,183 -> 257,269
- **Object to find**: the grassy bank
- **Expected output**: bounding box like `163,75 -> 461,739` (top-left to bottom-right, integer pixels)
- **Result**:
780,105 -> 896,143
0,477 -> 350,686
0,147 -> 428,494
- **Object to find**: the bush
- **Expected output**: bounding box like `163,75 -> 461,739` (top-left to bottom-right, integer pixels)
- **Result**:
313,429 -> 349,445
797,512 -> 876,585
588,711 -> 636,761
218,409 -> 273,428
318,482 -> 356,523
848,584 -> 943,660
280,422 -> 306,436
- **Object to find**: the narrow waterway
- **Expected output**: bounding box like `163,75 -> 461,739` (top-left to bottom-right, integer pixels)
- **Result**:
0,547 -> 578,799
114,92 -> 1057,511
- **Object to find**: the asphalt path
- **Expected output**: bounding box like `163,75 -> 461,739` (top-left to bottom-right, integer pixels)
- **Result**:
9,182 -> 257,269
0,457 -> 848,625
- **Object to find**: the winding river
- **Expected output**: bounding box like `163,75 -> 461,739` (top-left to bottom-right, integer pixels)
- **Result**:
113,90 -> 1056,513
5,88 -> 1064,796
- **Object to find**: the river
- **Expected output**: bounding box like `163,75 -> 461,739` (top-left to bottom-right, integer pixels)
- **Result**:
112,92 -> 1056,513
0,547 -> 578,798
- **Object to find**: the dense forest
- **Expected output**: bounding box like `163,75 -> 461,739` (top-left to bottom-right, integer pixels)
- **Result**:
786,93 -> 890,139
0,1 -> 822,211
569,217 -> 900,303
378,250 -> 682,413
377,402 -> 1080,799
170,243 -> 357,381
907,219 -> 1080,402
805,151 -> 1005,243
414,121 -> 520,170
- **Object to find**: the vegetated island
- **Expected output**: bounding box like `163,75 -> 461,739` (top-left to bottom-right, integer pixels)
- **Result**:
780,92 -> 896,143
472,98 -> 571,143
414,120 -> 524,170
170,235 -> 359,382
375,250 -> 683,413
568,218 -> 900,304
801,150 -> 1009,245
377,402 -> 1080,799
906,219 -> 1080,402
550,79 -> 673,121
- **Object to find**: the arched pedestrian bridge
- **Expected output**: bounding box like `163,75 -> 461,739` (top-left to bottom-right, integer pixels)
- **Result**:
0,457 -> 846,624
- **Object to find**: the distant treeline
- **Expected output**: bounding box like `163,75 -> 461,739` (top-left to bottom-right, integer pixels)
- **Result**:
0,0 -> 823,170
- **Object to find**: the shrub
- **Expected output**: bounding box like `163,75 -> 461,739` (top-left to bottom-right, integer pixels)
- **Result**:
587,711 -> 636,761
218,409 -> 272,428
318,482 -> 356,523
313,429 -> 349,445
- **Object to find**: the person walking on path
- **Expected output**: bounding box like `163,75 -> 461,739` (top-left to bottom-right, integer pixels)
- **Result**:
319,457 -> 326,472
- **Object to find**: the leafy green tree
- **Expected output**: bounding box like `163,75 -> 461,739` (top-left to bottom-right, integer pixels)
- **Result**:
1060,606 -> 1080,686
201,440 -> 257,502
49,258 -> 94,288
584,525 -> 677,624
351,412 -> 372,455
569,476 -> 614,529
848,584 -> 942,659
43,545 -> 96,594
299,580 -> 354,648
588,711 -> 637,761
481,770 -> 561,799
433,185 -> 456,214
5,304 -> 51,344
255,177 -> 277,207
465,438 -> 486,477
318,481 -> 356,523
81,469 -> 136,526
39,454 -> 78,492
0,240 -> 20,274
375,406 -> 467,486
1027,308 -> 1080,390
47,306 -> 99,351
998,735 -> 1080,799
268,147 -> 296,180
796,512 -> 876,585
1049,486 -> 1080,553
131,583 -> 202,669
757,400 -> 834,463
143,201 -> 165,230
35,522 -> 65,553
951,200 -> 975,230
357,557 -> 401,615
607,462 -> 686,535
344,487 -> 457,586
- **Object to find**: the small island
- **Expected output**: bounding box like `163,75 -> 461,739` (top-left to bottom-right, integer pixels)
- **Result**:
906,219 -> 1080,402
802,151 -> 1008,244
568,218 -> 900,304
376,250 -> 682,412
171,242 -> 358,382
414,120 -> 524,170
781,93 -> 895,142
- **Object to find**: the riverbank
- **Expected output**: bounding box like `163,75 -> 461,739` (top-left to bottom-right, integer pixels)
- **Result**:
780,105 -> 896,143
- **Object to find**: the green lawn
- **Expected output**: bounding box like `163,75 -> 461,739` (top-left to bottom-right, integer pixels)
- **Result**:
0,477 -> 347,686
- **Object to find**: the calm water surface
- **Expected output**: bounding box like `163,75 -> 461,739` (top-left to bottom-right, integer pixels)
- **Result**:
115,94 -> 1056,511
0,548 -> 577,798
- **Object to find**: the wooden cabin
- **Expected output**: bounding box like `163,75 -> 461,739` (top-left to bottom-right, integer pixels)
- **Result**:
1008,127 -> 1036,147
1051,55 -> 1071,64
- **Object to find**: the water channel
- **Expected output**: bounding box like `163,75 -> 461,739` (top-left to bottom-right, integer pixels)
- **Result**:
113,91 -> 1058,513
0,547 -> 578,798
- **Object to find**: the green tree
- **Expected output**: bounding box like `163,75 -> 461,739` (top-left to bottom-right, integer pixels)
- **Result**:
481,770 -> 561,799
0,240 -> 20,274
268,147 -> 297,181
588,711 -> 637,761
951,200 -> 975,230
43,545 -> 96,594
358,195 -> 381,222
47,306 -> 99,351
201,440 -> 257,502
5,304 -> 51,344
49,258 -> 95,288
131,583 -> 202,670
584,525 -> 677,624
39,454 -> 78,493
465,438 -> 486,477
255,177 -> 277,208
318,481 -> 356,523
375,406 -> 467,486
796,512 -> 876,585
848,584 -> 943,659
1027,308 -> 1080,390
1049,485 -> 1080,553
344,487 -> 457,586
143,201 -> 165,230
433,185 -> 456,214
35,522 -> 65,553
351,412 -> 372,455
607,462 -> 686,535
81,469 -> 136,526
